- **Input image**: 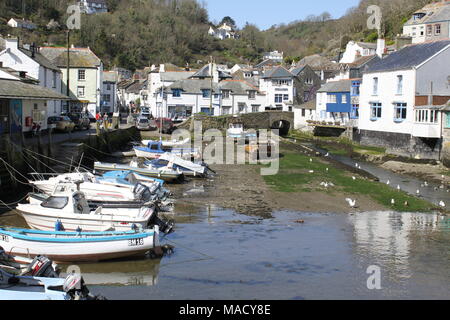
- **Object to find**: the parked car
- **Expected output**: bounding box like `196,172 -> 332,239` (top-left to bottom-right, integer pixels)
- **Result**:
67,113 -> 90,130
155,118 -> 174,134
136,117 -> 152,131
140,107 -> 151,119
47,116 -> 76,133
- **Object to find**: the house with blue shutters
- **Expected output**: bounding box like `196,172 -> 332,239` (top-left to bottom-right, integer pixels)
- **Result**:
314,79 -> 353,126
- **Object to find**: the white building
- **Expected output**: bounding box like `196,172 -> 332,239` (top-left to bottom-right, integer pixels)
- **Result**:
101,71 -> 118,113
339,41 -> 377,64
259,66 -> 297,112
79,0 -> 108,14
0,67 -> 69,134
40,46 -> 104,117
358,40 -> 450,159
403,1 -> 450,44
208,23 -> 236,40
263,50 -> 284,63
7,18 -> 37,30
0,38 -> 64,117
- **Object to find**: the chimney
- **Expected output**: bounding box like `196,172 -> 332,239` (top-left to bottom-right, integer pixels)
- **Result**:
5,37 -> 19,50
376,38 -> 386,58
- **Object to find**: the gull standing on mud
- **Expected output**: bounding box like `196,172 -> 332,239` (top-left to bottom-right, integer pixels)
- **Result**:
345,198 -> 357,208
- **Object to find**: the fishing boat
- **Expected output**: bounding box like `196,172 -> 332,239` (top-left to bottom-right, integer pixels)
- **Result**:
94,160 -> 184,182
0,227 -> 160,263
227,122 -> 257,140
0,249 -> 59,276
144,153 -> 210,178
29,172 -> 162,203
134,140 -> 201,160
141,137 -> 191,149
0,268 -> 101,300
16,190 -> 166,232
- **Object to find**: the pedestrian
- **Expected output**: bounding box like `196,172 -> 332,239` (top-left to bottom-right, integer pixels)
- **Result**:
103,113 -> 109,129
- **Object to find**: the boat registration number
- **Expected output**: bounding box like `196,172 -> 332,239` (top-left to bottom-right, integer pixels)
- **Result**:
0,234 -> 9,242
128,238 -> 144,247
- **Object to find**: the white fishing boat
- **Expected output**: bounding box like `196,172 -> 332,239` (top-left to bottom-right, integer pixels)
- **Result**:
0,227 -> 159,263
134,141 -> 201,160
141,137 -> 191,148
0,268 -> 101,300
94,161 -> 184,182
145,153 -> 209,178
16,190 -> 161,232
29,172 -> 160,203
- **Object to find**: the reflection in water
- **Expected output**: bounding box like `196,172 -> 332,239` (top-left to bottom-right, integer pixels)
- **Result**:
351,212 -> 448,282
60,259 -> 161,287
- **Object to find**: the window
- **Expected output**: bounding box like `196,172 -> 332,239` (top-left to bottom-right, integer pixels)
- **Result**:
222,90 -> 230,99
273,79 -> 290,86
397,75 -> 403,95
301,108 -> 306,117
341,95 -> 347,104
351,82 -> 360,96
214,94 -> 220,99
370,102 -> 382,120
327,94 -> 337,103
373,77 -> 378,95
435,24 -> 441,35
200,107 -> 213,115
394,103 -> 407,121
446,112 -> 450,128
251,105 -> 260,113
303,92 -> 310,102
238,103 -> 246,113
416,109 -> 438,123
103,94 -> 111,102
202,89 -> 211,98
52,71 -> 57,88
172,89 -> 181,98
248,91 -> 256,99
78,70 -> 86,81
275,94 -> 283,103
283,94 -> 289,101
351,104 -> 359,119
107,84 -> 111,91
427,25 -> 433,36
77,86 -> 85,97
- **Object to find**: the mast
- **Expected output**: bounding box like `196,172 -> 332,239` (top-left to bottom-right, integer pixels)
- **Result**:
66,30 -> 70,113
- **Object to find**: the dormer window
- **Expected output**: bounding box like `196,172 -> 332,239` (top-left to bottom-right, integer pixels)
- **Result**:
413,13 -> 426,21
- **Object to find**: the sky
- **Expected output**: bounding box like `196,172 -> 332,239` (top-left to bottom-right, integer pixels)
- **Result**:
202,0 -> 361,30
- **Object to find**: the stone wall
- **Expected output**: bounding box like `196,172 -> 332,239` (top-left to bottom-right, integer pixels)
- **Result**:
359,129 -> 442,160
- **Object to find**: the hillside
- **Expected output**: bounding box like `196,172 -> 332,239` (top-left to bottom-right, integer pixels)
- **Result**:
0,0 -> 438,70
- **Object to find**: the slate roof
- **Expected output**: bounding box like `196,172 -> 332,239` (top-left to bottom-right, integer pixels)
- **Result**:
290,66 -> 306,76
0,78 -> 70,100
39,47 -> 102,68
295,99 -> 316,110
317,80 -> 352,93
366,40 -> 450,73
262,66 -> 294,79
345,55 -> 379,68
168,79 -> 220,93
126,80 -> 146,94
161,71 -> 196,82
356,42 -> 377,50
405,2 -> 450,26
255,59 -> 280,69
190,64 -> 231,79
295,54 -> 339,71
19,47 -> 60,72
219,80 -> 260,95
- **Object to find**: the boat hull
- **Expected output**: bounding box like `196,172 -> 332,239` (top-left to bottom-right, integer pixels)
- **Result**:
94,162 -> 182,182
0,228 -> 158,263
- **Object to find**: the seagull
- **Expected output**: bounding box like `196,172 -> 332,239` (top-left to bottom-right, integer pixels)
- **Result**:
326,168 -> 329,172
397,185 -> 401,191
391,199 -> 395,206
325,152 -> 329,157
404,201 -> 409,207
355,163 -> 359,168
439,201 -> 446,208
352,176 -> 356,181
416,189 -> 420,195
386,180 -> 390,185
442,175 -> 445,180
320,182 -> 329,188
346,198 -> 357,208
424,181 -> 429,187
309,170 -> 315,174
310,158 -> 313,162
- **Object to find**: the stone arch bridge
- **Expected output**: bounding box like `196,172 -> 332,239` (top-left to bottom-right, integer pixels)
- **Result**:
178,111 -> 294,136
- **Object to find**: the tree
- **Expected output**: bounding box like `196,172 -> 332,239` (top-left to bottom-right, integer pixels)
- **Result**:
220,16 -> 236,29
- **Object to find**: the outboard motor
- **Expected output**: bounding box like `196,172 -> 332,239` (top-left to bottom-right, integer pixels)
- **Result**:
133,183 -> 152,202
63,273 -> 106,300
149,212 -> 174,234
21,255 -> 59,278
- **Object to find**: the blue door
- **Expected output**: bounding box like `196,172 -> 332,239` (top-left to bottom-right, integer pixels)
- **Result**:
10,99 -> 23,134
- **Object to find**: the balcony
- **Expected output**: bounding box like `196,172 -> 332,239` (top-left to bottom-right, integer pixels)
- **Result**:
412,123 -> 441,138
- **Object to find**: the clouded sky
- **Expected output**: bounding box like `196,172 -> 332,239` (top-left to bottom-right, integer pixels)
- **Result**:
202,0 -> 361,30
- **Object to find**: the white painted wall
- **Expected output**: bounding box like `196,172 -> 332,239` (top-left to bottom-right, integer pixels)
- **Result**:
259,78 -> 294,111
339,41 -> 376,64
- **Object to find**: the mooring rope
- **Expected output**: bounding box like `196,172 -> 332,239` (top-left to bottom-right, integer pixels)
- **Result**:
0,157 -> 31,186
0,193 -> 30,208
162,238 -> 216,260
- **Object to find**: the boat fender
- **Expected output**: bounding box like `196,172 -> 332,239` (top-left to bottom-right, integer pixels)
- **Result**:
55,219 -> 65,232
76,226 -> 82,233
